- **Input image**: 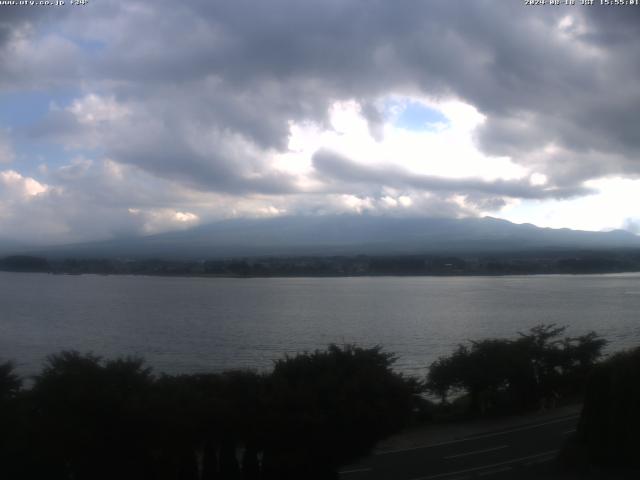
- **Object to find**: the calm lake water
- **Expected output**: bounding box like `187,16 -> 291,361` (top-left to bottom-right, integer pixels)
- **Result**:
1,272 -> 640,378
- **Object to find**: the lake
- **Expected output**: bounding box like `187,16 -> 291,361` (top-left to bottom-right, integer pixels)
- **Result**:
1,272 -> 639,378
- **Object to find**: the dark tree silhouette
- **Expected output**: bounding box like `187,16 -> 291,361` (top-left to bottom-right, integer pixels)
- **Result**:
0,361 -> 24,478
573,346 -> 640,469
426,325 -> 606,416
27,352 -> 154,480
0,345 -> 416,479
0,361 -> 20,401
262,344 -> 419,479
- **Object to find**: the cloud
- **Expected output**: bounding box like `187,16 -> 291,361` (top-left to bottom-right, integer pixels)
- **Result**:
501,177 -> 640,234
0,160 -> 206,244
0,7 -> 41,47
51,3 -> 639,183
0,156 -> 310,244
312,150 -> 593,200
623,218 -> 640,235
0,8 -> 78,91
128,208 -> 200,235
0,169 -> 48,198
0,169 -> 57,241
31,92 -> 300,195
1,1 -> 640,242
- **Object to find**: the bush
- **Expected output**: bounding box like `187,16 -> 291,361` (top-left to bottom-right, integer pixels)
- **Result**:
0,346 -> 418,480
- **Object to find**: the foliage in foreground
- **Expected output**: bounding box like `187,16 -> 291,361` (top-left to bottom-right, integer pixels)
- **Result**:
0,345 -> 418,480
0,325 -> 612,478
561,346 -> 640,472
426,325 -> 606,416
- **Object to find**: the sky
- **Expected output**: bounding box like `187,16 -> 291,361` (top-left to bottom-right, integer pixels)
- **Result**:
1,1 -> 640,244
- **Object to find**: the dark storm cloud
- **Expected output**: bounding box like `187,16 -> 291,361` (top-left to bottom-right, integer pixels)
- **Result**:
93,3 -> 640,186
581,4 -> 640,44
112,141 -> 298,196
0,7 -> 39,45
0,13 -> 82,93
29,100 -> 298,195
7,0 -> 640,198
312,150 -> 593,200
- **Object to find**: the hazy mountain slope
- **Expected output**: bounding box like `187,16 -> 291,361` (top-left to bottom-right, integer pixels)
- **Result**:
21,215 -> 640,260
0,238 -> 30,256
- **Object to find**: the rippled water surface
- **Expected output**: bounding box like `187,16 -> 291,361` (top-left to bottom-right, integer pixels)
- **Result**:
1,272 -> 639,377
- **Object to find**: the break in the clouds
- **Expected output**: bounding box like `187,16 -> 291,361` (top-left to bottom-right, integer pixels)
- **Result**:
1,0 -> 640,243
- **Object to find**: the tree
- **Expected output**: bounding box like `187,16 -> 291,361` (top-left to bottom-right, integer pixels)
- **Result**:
1,346 -> 421,479
426,325 -> 606,416
574,346 -> 640,469
28,351 -> 155,480
262,344 -> 419,479
0,361 -> 20,401
0,361 -> 24,478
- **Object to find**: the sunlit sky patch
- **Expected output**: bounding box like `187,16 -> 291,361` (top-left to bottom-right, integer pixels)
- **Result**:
501,177 -> 640,233
386,99 -> 450,132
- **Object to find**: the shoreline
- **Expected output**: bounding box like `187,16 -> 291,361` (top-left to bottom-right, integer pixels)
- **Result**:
2,269 -> 640,279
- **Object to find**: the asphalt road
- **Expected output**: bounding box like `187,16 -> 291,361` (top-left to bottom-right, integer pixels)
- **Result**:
339,413 -> 579,480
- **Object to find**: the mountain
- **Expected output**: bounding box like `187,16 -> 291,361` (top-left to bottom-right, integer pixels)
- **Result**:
20,215 -> 640,260
0,238 -> 30,256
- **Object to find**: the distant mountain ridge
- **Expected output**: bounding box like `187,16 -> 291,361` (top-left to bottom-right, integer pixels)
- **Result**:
17,215 -> 640,260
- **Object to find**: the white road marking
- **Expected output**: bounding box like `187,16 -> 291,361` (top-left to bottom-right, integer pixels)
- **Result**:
562,428 -> 576,435
376,415 -> 578,455
444,445 -> 508,460
408,450 -> 559,480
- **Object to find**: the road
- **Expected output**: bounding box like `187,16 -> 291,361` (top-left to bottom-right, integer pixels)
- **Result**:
339,413 -> 579,480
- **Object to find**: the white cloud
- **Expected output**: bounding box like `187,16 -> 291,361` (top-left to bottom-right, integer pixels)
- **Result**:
279,97 -> 528,186
398,195 -> 412,207
530,173 -> 548,186
128,208 -> 200,235
0,170 -> 48,197
68,94 -> 130,125
499,177 -> 640,233
341,194 -> 375,214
